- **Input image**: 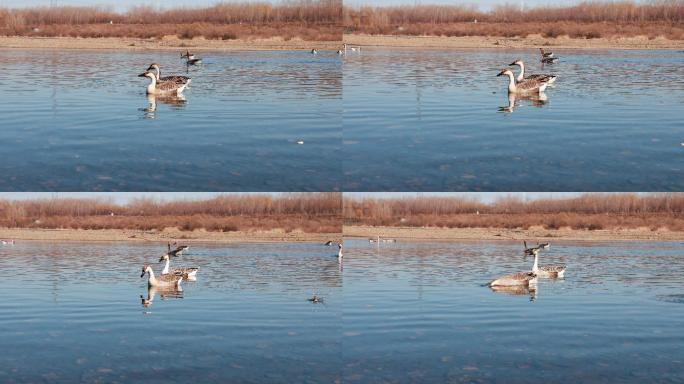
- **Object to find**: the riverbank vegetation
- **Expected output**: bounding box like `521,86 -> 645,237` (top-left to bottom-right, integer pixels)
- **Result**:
344,1 -> 684,40
0,0 -> 342,41
0,193 -> 342,233
344,193 -> 684,231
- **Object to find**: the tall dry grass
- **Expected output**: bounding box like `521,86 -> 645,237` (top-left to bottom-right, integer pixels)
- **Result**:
344,1 -> 684,39
0,193 -> 342,234
0,0 -> 342,41
344,193 -> 684,231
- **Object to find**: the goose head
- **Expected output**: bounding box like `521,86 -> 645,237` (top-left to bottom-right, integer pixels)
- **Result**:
497,69 -> 514,78
140,264 -> 151,278
138,71 -> 156,80
147,63 -> 160,71
509,59 -> 523,67
159,253 -> 170,262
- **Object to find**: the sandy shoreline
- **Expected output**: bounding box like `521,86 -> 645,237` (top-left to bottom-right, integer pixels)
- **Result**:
345,226 -> 684,242
0,36 -> 342,51
344,33 -> 684,50
0,228 -> 339,244
3,34 -> 682,51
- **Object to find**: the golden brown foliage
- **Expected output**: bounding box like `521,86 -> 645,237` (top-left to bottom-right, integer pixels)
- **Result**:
0,1 -> 342,41
344,193 -> 684,231
0,193 -> 342,234
344,1 -> 684,39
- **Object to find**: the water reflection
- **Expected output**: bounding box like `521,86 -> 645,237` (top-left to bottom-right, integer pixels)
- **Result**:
0,241 -> 343,382
490,285 -> 538,302
343,49 -> 684,191
342,239 -> 684,383
140,285 -> 184,308
141,94 -> 187,119
499,92 -> 548,113
0,50 -> 342,191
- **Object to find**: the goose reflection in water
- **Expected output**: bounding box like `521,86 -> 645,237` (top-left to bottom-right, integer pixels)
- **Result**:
490,284 -> 538,302
499,92 -> 548,113
141,94 -> 187,119
140,285 -> 184,309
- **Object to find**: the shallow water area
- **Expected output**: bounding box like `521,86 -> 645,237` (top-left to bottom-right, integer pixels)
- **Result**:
341,239 -> 684,383
343,49 -> 684,191
0,49 -> 342,191
0,241 -> 342,383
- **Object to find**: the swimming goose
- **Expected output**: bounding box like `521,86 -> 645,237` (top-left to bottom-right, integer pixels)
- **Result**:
337,50 -> 343,55
146,63 -> 190,85
488,271 -> 537,287
170,242 -> 189,256
308,294 -> 323,303
1,240 -> 14,245
181,50 -> 202,65
138,71 -> 189,95
509,60 -> 557,84
311,49 -> 318,55
141,264 -> 183,288
159,253 -> 199,280
337,243 -> 343,261
539,48 -> 554,58
324,240 -> 333,246
497,69 -> 548,94
523,240 -> 550,256
541,56 -> 559,64
531,248 -> 566,278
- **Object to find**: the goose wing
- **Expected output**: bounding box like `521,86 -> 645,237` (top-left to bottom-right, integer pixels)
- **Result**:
173,267 -> 199,274
517,78 -> 545,91
156,79 -> 182,93
528,74 -> 556,82
540,265 -> 566,273
161,75 -> 190,84
157,272 -> 182,283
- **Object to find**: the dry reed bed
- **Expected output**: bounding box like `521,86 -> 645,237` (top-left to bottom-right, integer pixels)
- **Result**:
344,1 -> 684,39
0,193 -> 342,234
344,194 -> 684,231
0,1 -> 342,41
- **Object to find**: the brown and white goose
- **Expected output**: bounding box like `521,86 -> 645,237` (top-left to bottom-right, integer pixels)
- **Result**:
497,69 -> 549,94
140,264 -> 183,288
539,48 -> 554,58
531,248 -> 566,278
488,271 -> 537,288
159,253 -> 199,280
138,71 -> 189,95
509,60 -> 557,84
146,63 -> 190,85
181,50 -> 202,65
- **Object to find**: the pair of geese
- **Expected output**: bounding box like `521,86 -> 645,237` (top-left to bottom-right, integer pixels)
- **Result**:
139,51 -> 202,95
140,243 -> 199,289
498,49 -> 559,94
488,241 -> 566,288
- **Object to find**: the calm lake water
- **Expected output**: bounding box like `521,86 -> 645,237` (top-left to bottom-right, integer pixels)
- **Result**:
343,49 -> 684,191
0,241 -> 342,383
0,49 -> 341,191
342,239 -> 684,383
